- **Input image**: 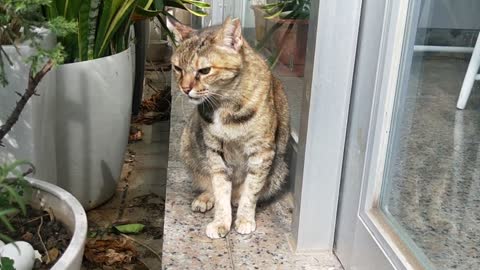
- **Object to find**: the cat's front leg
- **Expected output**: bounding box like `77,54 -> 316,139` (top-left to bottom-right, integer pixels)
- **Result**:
204,142 -> 232,239
235,145 -> 275,235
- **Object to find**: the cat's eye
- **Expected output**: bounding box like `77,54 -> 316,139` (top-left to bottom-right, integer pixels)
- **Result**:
197,67 -> 211,75
173,65 -> 182,72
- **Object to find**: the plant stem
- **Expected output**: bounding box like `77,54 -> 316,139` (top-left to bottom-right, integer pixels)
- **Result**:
0,60 -> 54,146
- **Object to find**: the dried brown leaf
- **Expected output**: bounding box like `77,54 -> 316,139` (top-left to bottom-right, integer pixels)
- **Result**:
84,236 -> 138,267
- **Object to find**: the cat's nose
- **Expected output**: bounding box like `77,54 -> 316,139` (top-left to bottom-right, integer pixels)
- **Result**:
182,88 -> 192,95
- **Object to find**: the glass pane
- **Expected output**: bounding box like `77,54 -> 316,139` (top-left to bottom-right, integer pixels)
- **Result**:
380,1 -> 480,269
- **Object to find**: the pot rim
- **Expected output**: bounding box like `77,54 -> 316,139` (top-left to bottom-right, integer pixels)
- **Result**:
26,177 -> 87,269
58,46 -> 132,67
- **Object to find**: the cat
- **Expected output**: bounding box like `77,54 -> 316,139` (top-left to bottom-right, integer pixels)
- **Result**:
169,17 -> 290,239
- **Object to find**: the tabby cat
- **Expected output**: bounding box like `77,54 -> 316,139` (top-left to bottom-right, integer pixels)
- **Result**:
169,17 -> 290,239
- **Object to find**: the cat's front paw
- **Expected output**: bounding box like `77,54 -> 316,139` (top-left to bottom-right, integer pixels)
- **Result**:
206,221 -> 231,239
192,193 -> 215,212
234,217 -> 256,235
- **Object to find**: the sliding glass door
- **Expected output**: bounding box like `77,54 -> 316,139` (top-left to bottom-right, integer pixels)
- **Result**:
336,0 -> 480,269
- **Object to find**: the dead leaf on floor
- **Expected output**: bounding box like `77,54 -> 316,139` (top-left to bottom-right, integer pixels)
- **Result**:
84,236 -> 138,266
129,127 -> 143,142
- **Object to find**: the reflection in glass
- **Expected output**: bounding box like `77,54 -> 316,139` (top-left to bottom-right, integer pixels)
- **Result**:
381,1 -> 480,269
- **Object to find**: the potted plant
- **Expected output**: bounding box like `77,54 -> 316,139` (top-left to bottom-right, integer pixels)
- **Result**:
0,162 -> 88,270
43,0 -> 210,210
42,0 -> 140,210
0,2 -> 87,269
254,0 -> 310,76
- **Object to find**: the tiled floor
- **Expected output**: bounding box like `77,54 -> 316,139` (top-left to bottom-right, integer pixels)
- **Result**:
161,83 -> 343,269
383,56 -> 480,269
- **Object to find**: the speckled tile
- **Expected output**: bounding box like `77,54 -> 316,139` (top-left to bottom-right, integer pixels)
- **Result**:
162,81 -> 343,269
382,56 -> 480,270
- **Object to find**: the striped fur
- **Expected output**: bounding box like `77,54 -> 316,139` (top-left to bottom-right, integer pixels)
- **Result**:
171,17 -> 290,239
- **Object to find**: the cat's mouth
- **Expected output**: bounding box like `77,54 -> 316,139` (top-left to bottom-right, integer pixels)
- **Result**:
187,95 -> 205,105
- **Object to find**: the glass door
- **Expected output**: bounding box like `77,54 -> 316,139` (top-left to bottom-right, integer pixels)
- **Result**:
336,0 -> 480,269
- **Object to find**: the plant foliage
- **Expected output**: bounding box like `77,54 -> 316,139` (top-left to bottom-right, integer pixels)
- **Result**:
134,0 -> 210,47
0,257 -> 15,270
0,0 -> 76,86
44,0 -> 210,62
261,0 -> 310,20
0,161 -> 34,244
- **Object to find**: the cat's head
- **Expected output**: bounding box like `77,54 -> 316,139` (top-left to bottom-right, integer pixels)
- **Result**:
169,17 -> 244,105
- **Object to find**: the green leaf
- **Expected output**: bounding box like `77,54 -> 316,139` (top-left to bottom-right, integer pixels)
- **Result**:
260,2 -> 284,10
137,0 -> 154,9
264,8 -> 284,19
65,0 -> 83,20
165,0 -> 187,10
78,0 -> 91,61
153,0 -> 165,10
157,14 -> 177,47
88,0 -> 101,59
114,223 -> 145,234
172,0 -> 208,17
1,160 -> 32,179
0,256 -> 15,270
0,234 -> 14,245
0,184 -> 26,215
46,0 -> 59,18
180,0 -> 211,9
94,0 -> 114,57
87,230 -> 98,238
0,208 -> 18,232
98,0 -> 137,57
134,6 -> 161,18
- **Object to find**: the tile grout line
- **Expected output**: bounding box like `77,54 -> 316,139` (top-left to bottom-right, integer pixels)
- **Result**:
226,235 -> 235,270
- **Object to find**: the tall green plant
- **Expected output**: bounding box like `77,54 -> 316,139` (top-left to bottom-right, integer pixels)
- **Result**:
45,0 -> 210,62
45,0 -> 138,62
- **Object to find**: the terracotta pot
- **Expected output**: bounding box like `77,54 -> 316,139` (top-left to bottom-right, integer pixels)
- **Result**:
271,18 -> 309,76
251,5 -> 267,42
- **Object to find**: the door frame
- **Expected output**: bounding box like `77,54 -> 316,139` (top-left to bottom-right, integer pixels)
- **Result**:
290,0 -> 363,252
335,0 -> 434,269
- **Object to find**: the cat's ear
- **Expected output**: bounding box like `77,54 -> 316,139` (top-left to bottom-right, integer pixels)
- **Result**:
216,17 -> 243,51
166,16 -> 195,43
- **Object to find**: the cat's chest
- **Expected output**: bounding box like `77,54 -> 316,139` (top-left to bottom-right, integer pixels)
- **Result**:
208,110 -> 246,141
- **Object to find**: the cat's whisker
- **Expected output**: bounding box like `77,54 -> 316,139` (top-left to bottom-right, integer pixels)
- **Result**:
207,95 -> 220,107
206,96 -> 216,111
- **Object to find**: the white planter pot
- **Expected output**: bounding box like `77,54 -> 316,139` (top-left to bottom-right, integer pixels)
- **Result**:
55,48 -> 133,209
27,177 -> 87,270
0,31 -> 57,184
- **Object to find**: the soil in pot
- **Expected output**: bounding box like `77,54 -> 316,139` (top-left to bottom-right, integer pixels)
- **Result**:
1,206 -> 72,270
